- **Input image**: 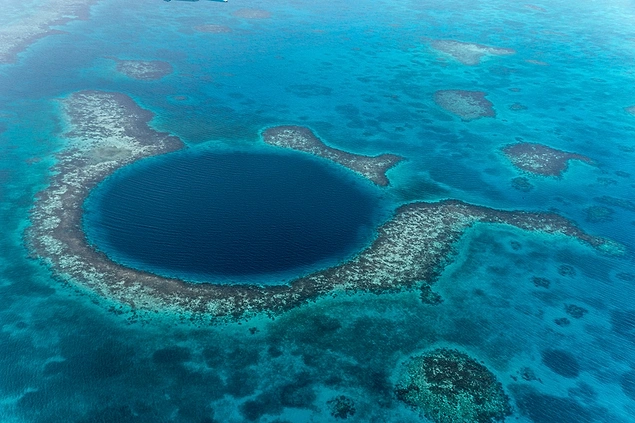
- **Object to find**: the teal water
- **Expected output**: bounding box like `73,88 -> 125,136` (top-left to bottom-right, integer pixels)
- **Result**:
1,0 -> 635,421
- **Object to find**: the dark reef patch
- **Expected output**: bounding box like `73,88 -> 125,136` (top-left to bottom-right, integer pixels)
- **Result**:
514,387 -> 600,423
239,374 -> 316,421
569,382 -> 597,402
620,370 -> 635,400
518,367 -> 541,382
532,276 -> 551,289
327,395 -> 356,419
558,264 -> 576,277
610,309 -> 635,341
278,374 -> 317,408
616,272 -> 634,282
511,176 -> 534,192
585,206 -> 615,223
554,317 -> 571,326
420,285 -> 443,305
390,177 -> 450,202
509,102 -> 528,111
395,348 -> 511,423
541,349 -> 580,378
565,304 -> 588,319
152,346 -> 192,366
595,195 -> 635,212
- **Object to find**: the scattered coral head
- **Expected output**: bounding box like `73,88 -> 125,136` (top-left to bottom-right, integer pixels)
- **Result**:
431,40 -> 515,65
194,24 -> 232,33
232,8 -> 271,19
434,90 -> 496,121
395,348 -> 512,423
110,58 -> 173,80
327,395 -> 356,419
502,142 -> 593,177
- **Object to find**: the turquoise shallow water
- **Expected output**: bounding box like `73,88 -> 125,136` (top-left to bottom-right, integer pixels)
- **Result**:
1,0 -> 635,421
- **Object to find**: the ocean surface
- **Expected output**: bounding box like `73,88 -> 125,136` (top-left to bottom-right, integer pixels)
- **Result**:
1,0 -> 634,422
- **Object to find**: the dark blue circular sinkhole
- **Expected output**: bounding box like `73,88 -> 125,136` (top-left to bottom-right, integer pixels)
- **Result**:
83,150 -> 384,283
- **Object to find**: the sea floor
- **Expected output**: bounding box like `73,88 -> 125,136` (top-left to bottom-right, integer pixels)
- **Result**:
1,0 -> 635,421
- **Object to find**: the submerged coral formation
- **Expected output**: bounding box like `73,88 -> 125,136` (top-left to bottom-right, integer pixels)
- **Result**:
509,102 -> 528,111
27,91 -> 624,320
540,349 -> 580,378
564,304 -> 588,319
511,176 -> 534,192
594,195 -> 635,212
232,9 -> 271,19
395,348 -> 512,423
193,24 -> 232,33
558,264 -> 576,277
430,40 -> 515,65
108,57 -> 173,80
532,276 -> 550,289
554,317 -> 571,326
585,205 -> 614,223
262,125 -> 404,186
326,395 -> 356,419
433,90 -> 496,121
502,143 -> 593,177
420,285 -> 443,305
0,0 -> 95,64
620,371 -> 635,400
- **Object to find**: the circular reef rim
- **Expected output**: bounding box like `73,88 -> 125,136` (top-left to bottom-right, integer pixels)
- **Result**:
27,90 -> 624,321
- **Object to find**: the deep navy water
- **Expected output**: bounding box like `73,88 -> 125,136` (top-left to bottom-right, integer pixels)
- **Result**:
1,0 -> 635,422
84,150 -> 382,281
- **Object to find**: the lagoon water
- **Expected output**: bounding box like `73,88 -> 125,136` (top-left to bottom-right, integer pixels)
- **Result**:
1,0 -> 635,422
